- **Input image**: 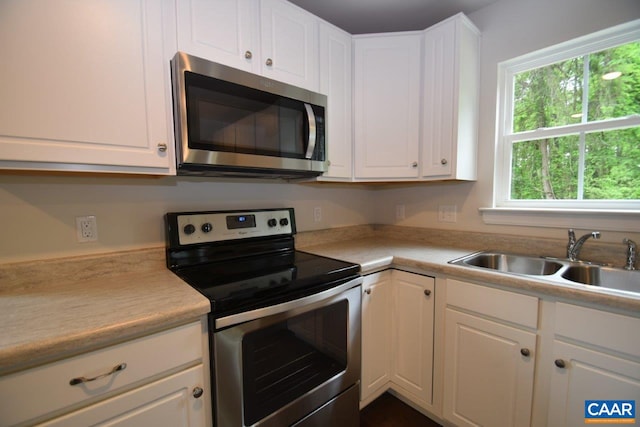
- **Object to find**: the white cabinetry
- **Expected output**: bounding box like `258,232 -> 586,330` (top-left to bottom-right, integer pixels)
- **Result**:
546,303 -> 640,426
0,0 -> 175,175
391,270 -> 435,408
176,0 -> 319,92
443,279 -> 538,427
360,270 -> 435,411
0,321 -> 209,427
421,13 -> 479,180
360,271 -> 392,404
353,33 -> 422,180
318,22 -> 353,180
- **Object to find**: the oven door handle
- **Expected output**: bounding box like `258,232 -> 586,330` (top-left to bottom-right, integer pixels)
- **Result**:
216,276 -> 362,329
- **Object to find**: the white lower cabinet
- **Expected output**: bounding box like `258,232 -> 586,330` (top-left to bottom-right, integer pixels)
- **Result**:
443,279 -> 538,427
360,270 -> 435,411
545,303 -> 640,427
360,270 -> 393,403
0,321 -> 210,427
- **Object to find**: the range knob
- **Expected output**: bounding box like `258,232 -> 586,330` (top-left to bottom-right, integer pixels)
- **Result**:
267,218 -> 277,227
183,224 -> 196,235
279,218 -> 289,227
201,222 -> 213,233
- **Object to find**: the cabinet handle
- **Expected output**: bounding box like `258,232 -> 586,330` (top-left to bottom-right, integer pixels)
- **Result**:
554,359 -> 566,368
245,50 -> 252,59
424,289 -> 431,296
266,58 -> 273,66
520,348 -> 531,357
364,288 -> 371,295
192,387 -> 204,399
411,161 -> 418,168
69,363 -> 127,386
157,143 -> 168,153
441,158 -> 448,165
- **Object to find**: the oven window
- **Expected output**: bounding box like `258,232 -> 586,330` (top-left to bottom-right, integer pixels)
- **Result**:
242,300 -> 348,425
185,71 -> 318,160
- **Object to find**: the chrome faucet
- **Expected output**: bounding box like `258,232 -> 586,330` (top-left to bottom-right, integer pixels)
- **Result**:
623,238 -> 636,270
566,229 -> 601,261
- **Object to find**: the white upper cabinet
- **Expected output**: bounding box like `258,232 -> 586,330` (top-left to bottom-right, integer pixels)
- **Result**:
318,21 -> 353,180
176,0 -> 260,73
260,0 -> 319,91
421,13 -> 479,180
353,33 -> 422,180
0,0 -> 175,175
177,0 -> 319,92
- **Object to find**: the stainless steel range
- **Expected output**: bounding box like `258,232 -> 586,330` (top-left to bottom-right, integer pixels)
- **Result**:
165,208 -> 362,426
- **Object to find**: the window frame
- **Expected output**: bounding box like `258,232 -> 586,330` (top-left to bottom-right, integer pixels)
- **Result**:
494,20 -> 640,212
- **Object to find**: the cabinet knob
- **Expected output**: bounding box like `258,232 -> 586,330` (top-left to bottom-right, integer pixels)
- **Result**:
364,288 -> 371,295
192,386 -> 204,399
520,348 -> 531,357
554,359 -> 566,368
157,143 -> 168,153
424,289 -> 431,296
441,158 -> 448,165
245,50 -> 252,59
411,161 -> 418,168
266,58 -> 273,66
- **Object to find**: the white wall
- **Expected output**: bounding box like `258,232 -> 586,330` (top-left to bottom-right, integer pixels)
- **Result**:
0,175 -> 373,263
373,0 -> 640,243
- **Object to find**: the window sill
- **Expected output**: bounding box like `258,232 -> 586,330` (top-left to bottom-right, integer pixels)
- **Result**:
479,207 -> 640,232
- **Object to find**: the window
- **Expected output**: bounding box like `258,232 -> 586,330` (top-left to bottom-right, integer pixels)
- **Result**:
496,21 -> 640,211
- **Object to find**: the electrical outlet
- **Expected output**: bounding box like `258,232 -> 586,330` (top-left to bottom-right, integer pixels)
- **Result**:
76,216 -> 98,242
438,205 -> 457,223
396,204 -> 405,220
313,207 -> 322,223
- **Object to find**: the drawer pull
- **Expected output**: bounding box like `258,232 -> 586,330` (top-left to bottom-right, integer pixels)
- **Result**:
69,363 -> 127,386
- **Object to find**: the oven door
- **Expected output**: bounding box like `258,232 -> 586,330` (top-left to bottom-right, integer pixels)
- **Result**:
213,278 -> 361,427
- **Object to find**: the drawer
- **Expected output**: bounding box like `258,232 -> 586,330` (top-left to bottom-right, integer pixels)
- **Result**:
446,279 -> 538,329
0,321 -> 202,427
555,303 -> 640,358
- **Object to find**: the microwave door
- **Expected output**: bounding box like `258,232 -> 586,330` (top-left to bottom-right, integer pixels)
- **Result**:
303,103 -> 316,159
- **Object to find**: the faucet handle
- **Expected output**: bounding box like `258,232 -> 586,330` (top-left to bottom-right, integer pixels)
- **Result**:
623,238 -> 637,270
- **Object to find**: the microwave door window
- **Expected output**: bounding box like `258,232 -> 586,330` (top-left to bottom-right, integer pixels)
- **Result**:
278,104 -> 305,158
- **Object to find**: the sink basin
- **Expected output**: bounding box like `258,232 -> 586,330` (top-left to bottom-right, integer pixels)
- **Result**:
453,252 -> 563,275
561,265 -> 640,292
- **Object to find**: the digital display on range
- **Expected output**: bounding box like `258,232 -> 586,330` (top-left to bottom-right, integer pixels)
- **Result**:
226,214 -> 256,229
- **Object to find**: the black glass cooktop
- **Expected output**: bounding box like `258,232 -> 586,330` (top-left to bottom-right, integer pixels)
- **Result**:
172,250 -> 360,319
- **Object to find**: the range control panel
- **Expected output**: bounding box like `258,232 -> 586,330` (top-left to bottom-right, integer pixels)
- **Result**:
170,208 -> 295,246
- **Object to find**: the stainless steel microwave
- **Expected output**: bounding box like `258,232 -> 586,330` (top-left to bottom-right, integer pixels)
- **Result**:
171,52 -> 327,178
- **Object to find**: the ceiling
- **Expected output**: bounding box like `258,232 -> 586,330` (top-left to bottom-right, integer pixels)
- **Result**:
287,0 -> 500,34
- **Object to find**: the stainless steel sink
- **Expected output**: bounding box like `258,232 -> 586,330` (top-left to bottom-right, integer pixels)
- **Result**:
449,251 -> 639,294
561,265 -> 640,292
453,252 -> 563,275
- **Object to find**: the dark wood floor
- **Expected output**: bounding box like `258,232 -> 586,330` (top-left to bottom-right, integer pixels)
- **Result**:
360,393 -> 442,427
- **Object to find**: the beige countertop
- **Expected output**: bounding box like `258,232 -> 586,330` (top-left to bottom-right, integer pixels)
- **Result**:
0,249 -> 210,375
299,236 -> 640,313
1,232 -> 638,376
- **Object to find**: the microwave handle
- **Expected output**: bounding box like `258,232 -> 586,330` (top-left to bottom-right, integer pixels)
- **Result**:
303,103 -> 317,159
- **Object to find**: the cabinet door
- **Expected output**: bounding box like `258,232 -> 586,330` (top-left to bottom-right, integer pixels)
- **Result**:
391,270 -> 434,407
546,341 -> 640,427
361,271 -> 393,404
443,308 -> 536,427
318,22 -> 352,180
0,0 -> 174,174
421,14 -> 479,181
259,0 -> 319,91
354,34 -> 421,179
37,365 -> 207,427
176,0 -> 259,73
